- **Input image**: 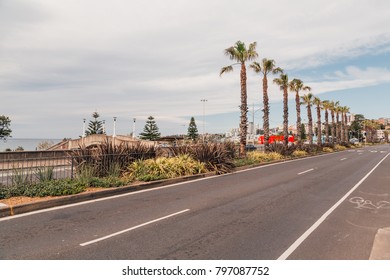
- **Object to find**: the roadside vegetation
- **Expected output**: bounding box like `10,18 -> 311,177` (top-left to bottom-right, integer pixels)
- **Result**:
0,140 -> 364,200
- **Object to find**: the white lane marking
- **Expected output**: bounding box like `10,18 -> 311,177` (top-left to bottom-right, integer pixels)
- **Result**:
80,209 -> 190,247
277,152 -> 390,260
297,168 -> 314,175
340,158 -> 347,161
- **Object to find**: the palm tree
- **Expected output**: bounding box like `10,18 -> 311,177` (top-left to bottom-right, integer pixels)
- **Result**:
273,73 -> 289,148
322,100 -> 331,143
335,105 -> 342,143
330,101 -> 339,144
339,106 -> 346,143
342,106 -> 350,142
250,59 -> 282,150
289,79 -> 311,144
220,41 -> 258,156
301,93 -> 314,144
314,96 -> 322,147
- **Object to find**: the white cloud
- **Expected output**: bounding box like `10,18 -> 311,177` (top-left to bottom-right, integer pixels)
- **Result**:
1,0 -> 390,137
312,66 -> 390,94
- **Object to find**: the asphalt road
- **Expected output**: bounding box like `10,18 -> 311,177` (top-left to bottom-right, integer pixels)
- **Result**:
1,145 -> 389,260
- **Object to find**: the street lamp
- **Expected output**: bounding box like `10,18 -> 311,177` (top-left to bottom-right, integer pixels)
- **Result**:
132,118 -> 136,138
82,118 -> 86,138
248,103 -> 263,142
113,117 -> 117,137
201,99 -> 207,142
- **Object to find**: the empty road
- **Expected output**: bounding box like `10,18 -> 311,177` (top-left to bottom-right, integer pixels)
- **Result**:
1,145 -> 389,259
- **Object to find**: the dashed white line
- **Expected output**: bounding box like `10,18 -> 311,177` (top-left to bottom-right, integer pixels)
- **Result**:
340,158 -> 347,161
297,168 -> 314,175
80,209 -> 190,247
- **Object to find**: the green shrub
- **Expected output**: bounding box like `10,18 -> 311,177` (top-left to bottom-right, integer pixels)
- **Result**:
267,143 -> 297,156
291,150 -> 308,157
23,179 -> 86,197
89,176 -> 126,188
322,147 -> 334,153
125,154 -> 207,182
334,144 -> 346,151
69,139 -> 157,178
34,166 -> 55,182
245,151 -> 284,164
170,143 -> 236,174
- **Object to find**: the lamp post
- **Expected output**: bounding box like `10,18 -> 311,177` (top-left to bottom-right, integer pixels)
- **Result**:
82,118 -> 86,138
248,103 -> 263,143
201,99 -> 207,142
132,118 -> 136,138
113,117 -> 117,137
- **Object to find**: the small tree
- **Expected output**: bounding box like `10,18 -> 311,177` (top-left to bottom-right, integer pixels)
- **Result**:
0,115 -> 12,140
140,116 -> 161,141
301,123 -> 307,140
187,117 -> 199,141
86,112 -> 104,135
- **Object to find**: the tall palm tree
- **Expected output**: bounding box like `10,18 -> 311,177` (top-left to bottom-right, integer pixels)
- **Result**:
339,106 -> 346,143
330,101 -> 339,144
220,41 -> 258,156
273,73 -> 289,148
250,59 -> 282,150
301,93 -> 314,144
289,79 -> 311,144
314,96 -> 322,147
322,100 -> 331,143
335,105 -> 342,143
342,106 -> 350,142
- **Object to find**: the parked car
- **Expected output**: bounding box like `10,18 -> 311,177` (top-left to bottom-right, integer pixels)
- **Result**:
349,138 -> 359,144
245,144 -> 257,151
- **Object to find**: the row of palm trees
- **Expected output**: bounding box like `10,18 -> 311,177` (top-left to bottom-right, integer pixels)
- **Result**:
220,40 -> 351,155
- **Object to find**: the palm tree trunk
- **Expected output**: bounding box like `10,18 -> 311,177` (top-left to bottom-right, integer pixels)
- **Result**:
331,111 -> 336,144
295,91 -> 301,144
307,105 -> 313,144
325,109 -> 329,143
240,63 -> 248,156
336,112 -> 340,144
283,87 -> 289,148
317,106 -> 322,147
344,113 -> 349,142
263,75 -> 270,150
340,113 -> 345,143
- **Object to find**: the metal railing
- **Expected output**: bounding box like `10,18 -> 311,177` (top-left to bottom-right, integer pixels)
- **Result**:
0,152 -> 156,187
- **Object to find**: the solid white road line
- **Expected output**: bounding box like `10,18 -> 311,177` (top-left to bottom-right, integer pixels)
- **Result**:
277,152 -> 390,260
80,209 -> 190,247
297,168 -> 314,175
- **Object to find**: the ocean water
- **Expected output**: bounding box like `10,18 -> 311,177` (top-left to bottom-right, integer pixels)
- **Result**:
0,138 -> 62,152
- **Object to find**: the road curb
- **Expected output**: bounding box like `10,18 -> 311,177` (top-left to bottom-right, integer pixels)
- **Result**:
0,173 -> 212,218
369,227 -> 390,260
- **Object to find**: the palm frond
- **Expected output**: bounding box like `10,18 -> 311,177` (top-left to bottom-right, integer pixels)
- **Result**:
220,65 -> 234,76
250,61 -> 261,73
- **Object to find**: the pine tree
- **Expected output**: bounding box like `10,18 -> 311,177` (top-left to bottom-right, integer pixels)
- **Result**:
0,115 -> 12,140
86,112 -> 104,135
140,116 -> 161,140
187,117 -> 199,141
300,123 -> 307,140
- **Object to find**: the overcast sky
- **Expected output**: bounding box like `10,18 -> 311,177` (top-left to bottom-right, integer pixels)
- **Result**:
1,0 -> 390,138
